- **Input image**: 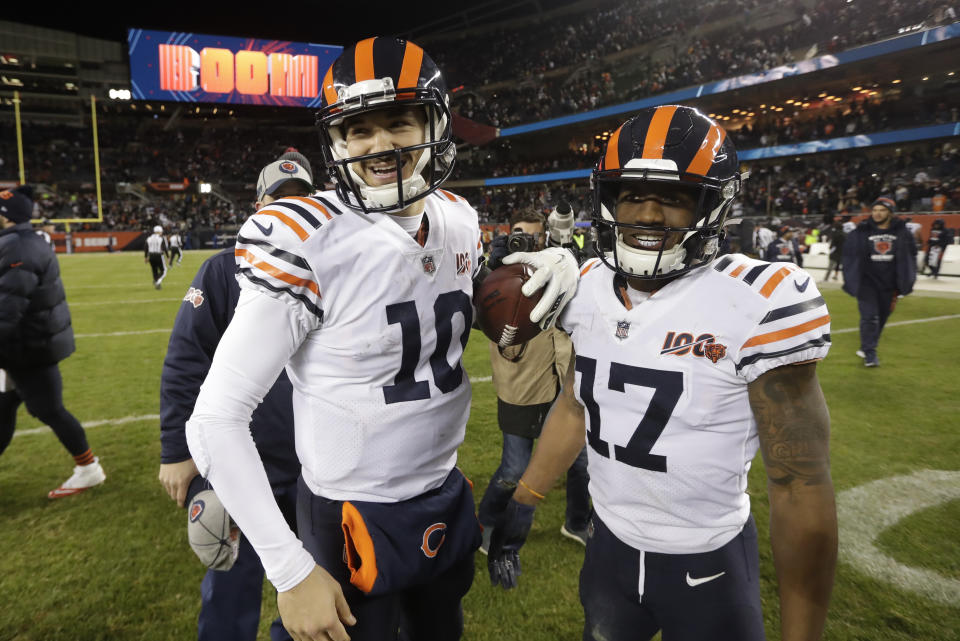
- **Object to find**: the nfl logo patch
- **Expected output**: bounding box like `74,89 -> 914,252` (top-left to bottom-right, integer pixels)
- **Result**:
615,320 -> 630,340
422,255 -> 436,274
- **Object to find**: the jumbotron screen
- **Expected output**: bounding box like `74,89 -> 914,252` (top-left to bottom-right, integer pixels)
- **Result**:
127,29 -> 343,107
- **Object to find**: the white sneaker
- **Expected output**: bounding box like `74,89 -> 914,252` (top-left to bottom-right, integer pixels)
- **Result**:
48,457 -> 106,499
855,350 -> 866,359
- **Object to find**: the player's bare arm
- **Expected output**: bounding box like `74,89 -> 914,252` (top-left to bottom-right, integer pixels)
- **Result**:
748,362 -> 837,641
515,351 -> 587,505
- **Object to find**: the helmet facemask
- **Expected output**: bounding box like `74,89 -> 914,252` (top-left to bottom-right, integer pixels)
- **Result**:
317,79 -> 456,214
592,161 -> 741,281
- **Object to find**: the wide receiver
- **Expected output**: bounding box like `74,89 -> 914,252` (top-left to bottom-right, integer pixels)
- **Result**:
489,105 -> 837,641
185,37 -> 577,641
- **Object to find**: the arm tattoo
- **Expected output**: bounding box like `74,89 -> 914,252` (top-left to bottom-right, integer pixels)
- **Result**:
748,363 -> 831,487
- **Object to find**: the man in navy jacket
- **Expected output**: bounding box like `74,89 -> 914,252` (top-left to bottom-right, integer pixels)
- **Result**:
841,197 -> 916,367
159,154 -> 312,641
0,185 -> 105,498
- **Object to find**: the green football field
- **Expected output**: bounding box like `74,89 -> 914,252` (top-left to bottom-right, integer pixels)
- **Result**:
1,250 -> 958,641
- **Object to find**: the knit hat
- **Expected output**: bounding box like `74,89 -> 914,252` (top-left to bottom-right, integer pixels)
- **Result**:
872,197 -> 896,213
0,186 -> 34,224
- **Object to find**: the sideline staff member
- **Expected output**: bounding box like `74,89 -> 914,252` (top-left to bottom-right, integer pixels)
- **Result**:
159,156 -> 313,641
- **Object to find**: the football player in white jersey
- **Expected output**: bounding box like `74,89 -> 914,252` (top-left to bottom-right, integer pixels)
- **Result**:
488,105 -> 837,641
185,37 -> 578,641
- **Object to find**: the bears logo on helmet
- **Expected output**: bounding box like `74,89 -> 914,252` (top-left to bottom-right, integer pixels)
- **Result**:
592,105 -> 745,281
316,37 -> 455,214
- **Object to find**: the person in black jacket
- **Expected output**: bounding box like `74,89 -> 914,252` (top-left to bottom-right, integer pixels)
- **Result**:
0,185 -> 105,498
158,154 -> 312,641
841,197 -> 917,367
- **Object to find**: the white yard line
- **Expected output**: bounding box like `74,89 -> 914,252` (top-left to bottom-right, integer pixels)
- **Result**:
73,314 -> 960,340
75,328 -> 171,338
66,283 -> 154,290
832,314 -> 960,334
14,414 -> 161,438
70,298 -> 182,306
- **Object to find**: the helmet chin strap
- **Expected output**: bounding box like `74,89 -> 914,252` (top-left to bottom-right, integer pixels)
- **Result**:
346,146 -> 433,209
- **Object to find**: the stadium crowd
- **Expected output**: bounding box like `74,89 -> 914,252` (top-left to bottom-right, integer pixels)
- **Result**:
446,0 -> 956,127
0,0 -> 957,233
456,140 -> 960,224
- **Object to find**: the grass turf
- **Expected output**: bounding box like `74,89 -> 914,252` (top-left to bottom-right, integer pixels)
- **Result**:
0,250 -> 958,640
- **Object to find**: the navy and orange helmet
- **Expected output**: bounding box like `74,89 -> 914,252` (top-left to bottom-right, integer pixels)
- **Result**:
592,105 -> 744,280
316,37 -> 455,213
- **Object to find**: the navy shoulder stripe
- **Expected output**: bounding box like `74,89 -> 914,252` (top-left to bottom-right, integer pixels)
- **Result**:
239,268 -> 324,321
313,195 -> 345,215
760,296 -> 825,324
275,201 -> 322,229
735,335 -> 831,372
742,263 -> 771,286
713,256 -> 734,272
236,234 -> 313,272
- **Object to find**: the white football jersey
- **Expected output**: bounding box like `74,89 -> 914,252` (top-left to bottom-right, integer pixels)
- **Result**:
235,189 -> 482,502
561,254 -> 831,554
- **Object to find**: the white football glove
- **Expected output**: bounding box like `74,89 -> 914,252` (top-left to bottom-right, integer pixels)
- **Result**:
502,247 -> 579,330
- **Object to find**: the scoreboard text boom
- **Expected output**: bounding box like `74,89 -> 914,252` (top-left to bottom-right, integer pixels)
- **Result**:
127,29 -> 342,107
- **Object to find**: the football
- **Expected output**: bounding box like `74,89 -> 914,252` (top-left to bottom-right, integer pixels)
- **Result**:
475,263 -> 543,347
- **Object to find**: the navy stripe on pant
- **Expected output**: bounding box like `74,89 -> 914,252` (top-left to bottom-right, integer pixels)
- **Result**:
579,514 -> 765,641
857,281 -> 896,353
198,481 -> 297,641
295,476 -> 475,641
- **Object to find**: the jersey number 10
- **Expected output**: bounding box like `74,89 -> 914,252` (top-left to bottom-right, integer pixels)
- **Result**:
383,291 -> 473,404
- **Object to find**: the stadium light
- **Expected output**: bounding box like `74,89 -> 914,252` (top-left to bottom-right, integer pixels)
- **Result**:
852,86 -> 862,91
199,183 -> 212,194
950,72 -> 956,76
108,88 -> 131,100
923,76 -> 929,81
892,79 -> 901,84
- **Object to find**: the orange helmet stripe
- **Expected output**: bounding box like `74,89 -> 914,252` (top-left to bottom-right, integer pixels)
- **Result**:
686,123 -> 726,176
322,65 -> 337,106
641,105 -> 678,160
397,41 -> 424,92
354,38 -> 376,82
604,125 -> 623,170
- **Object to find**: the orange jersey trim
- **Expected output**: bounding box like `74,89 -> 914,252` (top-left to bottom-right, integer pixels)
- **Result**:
341,502 -> 379,593
729,263 -> 747,278
686,123 -> 727,176
642,105 -> 678,160
285,196 -> 333,220
256,209 -> 310,241
604,125 -> 623,170
354,38 -> 376,82
580,260 -> 599,276
617,284 -> 633,311
438,189 -> 459,202
235,248 -> 320,297
758,266 -> 792,299
741,314 -> 831,350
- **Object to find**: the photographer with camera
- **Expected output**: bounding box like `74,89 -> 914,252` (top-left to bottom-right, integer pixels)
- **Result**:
545,200 -> 590,264
479,210 -> 591,553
